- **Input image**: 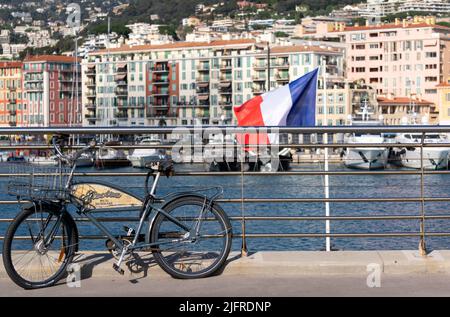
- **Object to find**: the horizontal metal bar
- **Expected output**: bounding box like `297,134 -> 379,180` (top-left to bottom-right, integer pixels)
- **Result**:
1,196 -> 450,205
0,143 -> 449,150
234,232 -> 450,238
2,214 -> 450,223
0,170 -> 448,179
1,125 -> 450,135
3,232 -> 450,241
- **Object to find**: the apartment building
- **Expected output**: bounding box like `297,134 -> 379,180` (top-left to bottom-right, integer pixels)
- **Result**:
333,17 -> 450,105
378,96 -> 437,125
363,0 -> 450,18
316,83 -> 379,126
23,55 -> 82,127
437,83 -> 450,124
0,62 -> 25,127
82,39 -> 344,127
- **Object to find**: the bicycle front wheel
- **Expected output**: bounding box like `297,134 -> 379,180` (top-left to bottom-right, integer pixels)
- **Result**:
149,195 -> 232,279
2,206 -> 76,289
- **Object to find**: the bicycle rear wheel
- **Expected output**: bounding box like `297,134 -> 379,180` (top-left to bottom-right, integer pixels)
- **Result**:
149,195 -> 232,279
2,206 -> 76,289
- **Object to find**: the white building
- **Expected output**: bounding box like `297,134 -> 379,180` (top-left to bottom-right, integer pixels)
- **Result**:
126,23 -> 173,46
362,0 -> 450,18
1,43 -> 27,59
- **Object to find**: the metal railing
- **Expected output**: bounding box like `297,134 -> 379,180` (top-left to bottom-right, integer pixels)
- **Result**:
1,125 -> 450,256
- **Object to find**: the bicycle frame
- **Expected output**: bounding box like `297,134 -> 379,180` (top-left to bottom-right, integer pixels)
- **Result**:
47,140 -> 223,261
69,169 -> 221,254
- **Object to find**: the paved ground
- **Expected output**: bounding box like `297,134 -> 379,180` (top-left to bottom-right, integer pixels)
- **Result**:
2,250 -> 450,296
1,272 -> 450,296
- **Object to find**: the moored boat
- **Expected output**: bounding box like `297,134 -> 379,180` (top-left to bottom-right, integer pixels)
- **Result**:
127,138 -> 170,168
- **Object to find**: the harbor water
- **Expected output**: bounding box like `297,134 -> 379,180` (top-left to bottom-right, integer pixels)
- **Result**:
1,162 -> 450,252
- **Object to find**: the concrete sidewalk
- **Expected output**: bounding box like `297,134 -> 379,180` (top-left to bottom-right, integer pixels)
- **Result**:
2,250 -> 450,279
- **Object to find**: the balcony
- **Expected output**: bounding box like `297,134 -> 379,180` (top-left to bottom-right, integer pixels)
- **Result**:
8,98 -> 17,104
146,108 -> 177,118
152,76 -> 170,84
85,113 -> 98,121
252,86 -> 266,94
86,80 -> 96,87
253,62 -> 267,69
116,64 -> 127,74
25,85 -> 44,92
8,121 -> 16,127
9,109 -> 17,116
219,100 -> 232,107
196,76 -> 210,83
59,76 -> 74,82
152,64 -> 169,73
85,103 -> 96,110
275,73 -> 289,82
152,89 -> 169,96
220,62 -> 232,70
114,111 -> 128,121
219,76 -> 232,82
86,67 -> 96,76
273,60 -> 289,68
86,91 -> 96,98
197,64 -> 210,71
252,74 -> 266,82
196,85 -> 210,95
24,76 -> 43,82
115,88 -> 128,97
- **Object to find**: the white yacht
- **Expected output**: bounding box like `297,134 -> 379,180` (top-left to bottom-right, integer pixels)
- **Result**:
342,99 -> 389,170
127,138 -> 168,168
394,133 -> 449,170
28,155 -> 59,166
95,142 -> 130,169
343,134 -> 389,169
76,152 -> 94,167
393,102 -> 450,170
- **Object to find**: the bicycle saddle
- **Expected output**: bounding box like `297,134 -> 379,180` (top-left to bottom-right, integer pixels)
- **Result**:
145,155 -> 174,176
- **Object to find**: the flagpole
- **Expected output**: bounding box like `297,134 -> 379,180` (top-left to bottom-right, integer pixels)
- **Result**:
321,57 -> 331,252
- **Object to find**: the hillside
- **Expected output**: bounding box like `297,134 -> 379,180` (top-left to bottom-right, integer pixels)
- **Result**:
119,0 -> 363,24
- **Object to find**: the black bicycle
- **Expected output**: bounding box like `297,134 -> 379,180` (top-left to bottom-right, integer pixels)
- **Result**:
2,136 -> 232,289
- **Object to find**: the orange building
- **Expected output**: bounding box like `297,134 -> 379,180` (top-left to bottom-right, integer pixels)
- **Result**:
0,62 -> 25,127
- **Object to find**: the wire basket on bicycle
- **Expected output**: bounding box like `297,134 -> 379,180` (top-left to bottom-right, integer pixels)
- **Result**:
7,162 -> 71,201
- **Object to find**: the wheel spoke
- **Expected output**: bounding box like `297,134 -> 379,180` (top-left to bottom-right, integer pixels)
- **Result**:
151,198 -> 231,277
5,209 -> 73,287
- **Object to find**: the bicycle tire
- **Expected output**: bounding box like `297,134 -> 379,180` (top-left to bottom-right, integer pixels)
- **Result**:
2,206 -> 77,289
149,195 -> 232,279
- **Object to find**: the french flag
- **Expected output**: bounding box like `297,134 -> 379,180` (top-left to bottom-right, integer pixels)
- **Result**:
234,68 -> 318,128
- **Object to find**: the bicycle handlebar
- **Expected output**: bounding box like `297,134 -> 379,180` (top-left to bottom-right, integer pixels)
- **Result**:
52,136 -> 97,166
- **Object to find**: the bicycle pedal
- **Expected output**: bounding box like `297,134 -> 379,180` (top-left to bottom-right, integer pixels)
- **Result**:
112,263 -> 125,275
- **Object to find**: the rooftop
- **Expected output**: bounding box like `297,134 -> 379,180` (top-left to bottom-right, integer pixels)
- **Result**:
23,55 -> 81,63
0,61 -> 22,68
334,22 -> 450,33
377,96 -> 433,105
91,39 -> 257,55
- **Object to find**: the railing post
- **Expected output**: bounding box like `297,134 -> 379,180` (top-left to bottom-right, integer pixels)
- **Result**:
240,155 -> 248,257
419,132 -> 427,256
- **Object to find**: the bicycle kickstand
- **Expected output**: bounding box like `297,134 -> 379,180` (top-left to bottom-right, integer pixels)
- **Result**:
112,246 -> 128,275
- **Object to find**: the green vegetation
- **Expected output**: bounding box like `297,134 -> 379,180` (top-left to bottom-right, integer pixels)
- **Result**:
84,22 -> 131,38
437,22 -> 450,28
274,31 -> 289,37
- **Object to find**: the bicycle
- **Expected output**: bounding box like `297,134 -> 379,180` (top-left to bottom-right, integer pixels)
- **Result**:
2,136 -> 232,289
